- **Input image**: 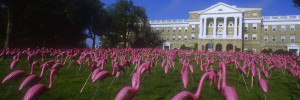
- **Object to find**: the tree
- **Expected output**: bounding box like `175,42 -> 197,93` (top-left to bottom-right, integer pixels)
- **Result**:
106,0 -> 148,48
0,0 -> 106,48
293,0 -> 300,8
0,0 -> 28,48
84,0 -> 108,49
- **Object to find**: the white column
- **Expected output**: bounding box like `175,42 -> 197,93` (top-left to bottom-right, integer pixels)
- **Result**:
238,17 -> 243,38
199,18 -> 203,38
213,17 -> 217,38
234,17 -> 238,38
203,17 -> 207,38
223,17 -> 227,38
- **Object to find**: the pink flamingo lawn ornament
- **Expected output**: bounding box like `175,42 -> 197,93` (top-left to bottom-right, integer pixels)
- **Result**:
172,71 -> 216,100
181,64 -> 189,89
219,61 -> 238,100
115,62 -> 145,100
2,61 -> 40,83
19,63 -> 48,90
10,52 -> 20,69
23,69 -> 58,100
256,68 -> 268,92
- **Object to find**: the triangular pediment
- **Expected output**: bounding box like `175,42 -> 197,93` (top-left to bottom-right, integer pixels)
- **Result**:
200,2 -> 242,14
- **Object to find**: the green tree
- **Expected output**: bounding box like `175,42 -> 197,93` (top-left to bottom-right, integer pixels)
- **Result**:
106,0 -> 148,48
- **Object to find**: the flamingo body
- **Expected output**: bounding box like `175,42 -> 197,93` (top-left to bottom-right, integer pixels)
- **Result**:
181,70 -> 189,89
23,84 -> 48,100
221,86 -> 239,100
92,71 -> 111,83
19,75 -> 41,90
259,79 -> 268,92
115,86 -> 139,100
2,70 -> 29,83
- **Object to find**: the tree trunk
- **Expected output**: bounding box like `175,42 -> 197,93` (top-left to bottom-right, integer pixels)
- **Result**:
4,8 -> 11,48
92,33 -> 96,49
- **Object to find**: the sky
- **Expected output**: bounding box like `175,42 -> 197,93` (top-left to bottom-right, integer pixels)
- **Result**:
86,0 -> 300,47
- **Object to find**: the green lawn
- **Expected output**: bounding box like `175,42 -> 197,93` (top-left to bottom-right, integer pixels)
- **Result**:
1,56 -> 300,100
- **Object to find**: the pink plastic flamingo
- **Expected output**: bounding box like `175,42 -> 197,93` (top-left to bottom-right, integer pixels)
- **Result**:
172,71 -> 216,100
23,69 -> 58,100
19,63 -> 47,90
2,61 -> 40,83
256,68 -> 268,92
115,62 -> 144,100
219,62 -> 238,100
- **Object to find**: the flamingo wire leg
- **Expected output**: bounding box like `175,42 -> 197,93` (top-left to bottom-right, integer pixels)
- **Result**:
130,64 -> 137,77
108,77 -> 118,89
80,72 -> 92,93
92,82 -> 101,100
241,74 -> 249,92
67,60 -> 73,70
3,81 -> 13,99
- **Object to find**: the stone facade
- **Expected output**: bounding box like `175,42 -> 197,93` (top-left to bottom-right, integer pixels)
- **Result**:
150,2 -> 300,55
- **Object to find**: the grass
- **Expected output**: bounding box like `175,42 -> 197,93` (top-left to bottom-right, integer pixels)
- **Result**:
1,55 -> 300,100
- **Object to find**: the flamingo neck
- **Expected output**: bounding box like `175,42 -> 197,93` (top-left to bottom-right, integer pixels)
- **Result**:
217,72 -> 222,91
30,63 -> 37,75
221,62 -> 227,87
39,65 -> 46,78
134,64 -> 142,91
195,72 -> 210,99
63,56 -> 68,65
48,70 -> 56,89
257,68 -> 261,80
111,64 -> 116,75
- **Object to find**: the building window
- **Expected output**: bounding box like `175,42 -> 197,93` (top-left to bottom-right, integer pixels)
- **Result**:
161,28 -> 164,32
253,13 -> 257,16
244,48 -> 248,52
273,36 -> 276,42
185,27 -> 188,32
167,36 -> 169,40
178,36 -> 181,40
184,35 -> 187,41
281,25 -> 286,31
192,15 -> 196,19
264,36 -> 268,42
192,25 -> 195,30
244,13 -> 248,16
281,36 -> 285,42
290,36 -> 295,42
252,49 -> 256,53
244,34 -> 248,40
173,27 -> 176,32
290,25 -> 295,32
218,22 -> 223,27
264,26 -> 268,31
218,9 -> 223,11
229,21 -> 233,27
156,27 -> 159,32
191,34 -> 195,39
244,24 -> 248,30
209,22 -> 213,27
168,27 -> 170,32
272,25 -> 276,32
161,36 -> 164,40
252,34 -> 257,40
253,24 -> 257,30
173,36 -> 175,40
179,27 -> 182,32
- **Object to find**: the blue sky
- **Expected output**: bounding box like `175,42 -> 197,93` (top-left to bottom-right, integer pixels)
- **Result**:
87,0 -> 300,47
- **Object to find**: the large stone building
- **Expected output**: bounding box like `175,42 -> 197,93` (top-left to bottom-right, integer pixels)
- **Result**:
149,2 -> 300,54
